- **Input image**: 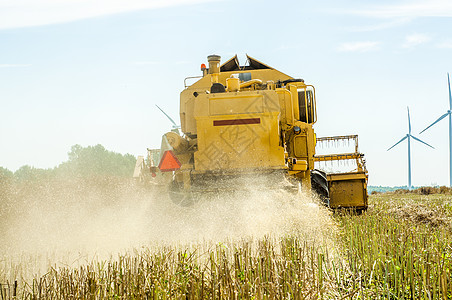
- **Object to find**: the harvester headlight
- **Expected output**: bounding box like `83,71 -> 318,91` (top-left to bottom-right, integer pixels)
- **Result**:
293,126 -> 301,135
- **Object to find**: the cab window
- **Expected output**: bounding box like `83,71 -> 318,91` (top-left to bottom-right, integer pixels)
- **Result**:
297,87 -> 315,123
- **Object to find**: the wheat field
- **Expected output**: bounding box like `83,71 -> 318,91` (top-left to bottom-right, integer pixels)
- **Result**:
1,179 -> 451,299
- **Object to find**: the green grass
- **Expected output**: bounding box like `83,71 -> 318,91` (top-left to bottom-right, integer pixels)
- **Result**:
1,193 -> 451,299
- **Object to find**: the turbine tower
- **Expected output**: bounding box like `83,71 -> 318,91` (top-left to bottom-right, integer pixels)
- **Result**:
419,73 -> 452,187
388,107 -> 434,190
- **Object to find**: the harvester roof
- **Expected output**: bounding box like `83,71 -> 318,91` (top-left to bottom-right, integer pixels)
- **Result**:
220,55 -> 274,72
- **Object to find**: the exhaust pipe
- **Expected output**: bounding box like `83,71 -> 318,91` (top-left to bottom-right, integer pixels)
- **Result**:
207,55 -> 221,74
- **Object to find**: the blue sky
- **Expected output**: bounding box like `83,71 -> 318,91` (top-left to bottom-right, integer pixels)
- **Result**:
0,0 -> 451,186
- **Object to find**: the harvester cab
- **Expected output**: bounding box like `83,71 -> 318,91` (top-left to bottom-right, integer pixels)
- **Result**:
134,54 -> 368,210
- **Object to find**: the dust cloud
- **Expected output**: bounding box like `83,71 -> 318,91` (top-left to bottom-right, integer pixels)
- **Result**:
0,176 -> 334,278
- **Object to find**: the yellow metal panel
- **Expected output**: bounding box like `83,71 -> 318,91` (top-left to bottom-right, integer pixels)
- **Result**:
294,135 -> 308,158
194,112 -> 285,172
209,94 -> 263,115
327,172 -> 367,181
328,178 -> 368,209
192,89 -> 285,172
292,160 -> 307,171
277,90 -> 287,126
289,85 -> 300,122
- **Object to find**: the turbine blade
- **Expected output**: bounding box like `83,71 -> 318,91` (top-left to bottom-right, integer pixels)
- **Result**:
419,112 -> 449,134
448,72 -> 451,110
410,135 -> 435,149
155,105 -> 178,128
407,106 -> 411,134
387,135 -> 408,151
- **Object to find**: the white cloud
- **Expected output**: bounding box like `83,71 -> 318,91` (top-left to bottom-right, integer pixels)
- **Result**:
337,41 -> 380,52
346,17 -> 412,32
402,33 -> 431,48
437,40 -> 452,49
0,0 -> 219,30
349,0 -> 452,18
0,64 -> 31,68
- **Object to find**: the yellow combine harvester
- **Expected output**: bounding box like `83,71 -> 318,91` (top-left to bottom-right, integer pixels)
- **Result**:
135,54 -> 368,210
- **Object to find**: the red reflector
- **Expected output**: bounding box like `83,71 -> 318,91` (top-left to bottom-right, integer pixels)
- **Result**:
158,150 -> 181,172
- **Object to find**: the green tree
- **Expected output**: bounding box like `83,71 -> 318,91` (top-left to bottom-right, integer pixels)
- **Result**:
14,165 -> 55,181
0,167 -> 14,201
0,167 -> 13,179
57,144 -> 136,177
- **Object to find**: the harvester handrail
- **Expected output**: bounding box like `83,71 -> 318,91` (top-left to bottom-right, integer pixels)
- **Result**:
184,76 -> 203,88
306,85 -> 317,124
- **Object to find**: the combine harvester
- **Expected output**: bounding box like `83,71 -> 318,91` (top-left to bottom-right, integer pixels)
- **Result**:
135,55 -> 368,211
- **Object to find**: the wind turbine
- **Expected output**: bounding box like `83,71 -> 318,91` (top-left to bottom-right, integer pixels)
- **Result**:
419,73 -> 452,187
155,104 -> 181,134
387,107 -> 434,190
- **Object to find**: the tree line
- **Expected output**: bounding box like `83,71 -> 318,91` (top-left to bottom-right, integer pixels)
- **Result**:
0,144 -> 136,182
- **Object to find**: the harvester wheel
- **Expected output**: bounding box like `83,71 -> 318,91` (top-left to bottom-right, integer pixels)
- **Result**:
168,180 -> 194,206
311,169 -> 329,206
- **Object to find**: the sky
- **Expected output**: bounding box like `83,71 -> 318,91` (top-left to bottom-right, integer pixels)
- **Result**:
0,0 -> 451,186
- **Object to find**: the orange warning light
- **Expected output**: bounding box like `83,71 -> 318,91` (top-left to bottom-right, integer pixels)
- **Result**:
200,63 -> 206,71
158,150 -> 181,172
